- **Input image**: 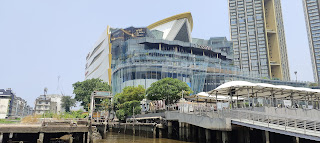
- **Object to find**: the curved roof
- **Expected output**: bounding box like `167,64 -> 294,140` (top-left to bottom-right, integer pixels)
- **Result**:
147,12 -> 193,31
208,81 -> 320,99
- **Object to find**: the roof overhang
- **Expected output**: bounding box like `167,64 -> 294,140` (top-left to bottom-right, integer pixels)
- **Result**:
147,12 -> 193,31
207,81 -> 320,99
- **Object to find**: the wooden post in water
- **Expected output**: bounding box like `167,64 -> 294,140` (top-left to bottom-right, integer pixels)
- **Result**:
158,128 -> 162,138
237,128 -> 244,143
103,116 -> 107,138
153,126 -> 157,138
0,132 -> 3,143
292,136 -> 300,143
167,121 -> 172,139
83,133 -> 86,143
69,136 -> 73,143
216,131 -> 222,143
133,124 -> 135,135
222,131 -> 229,143
205,129 -> 211,143
139,124 -> 141,136
198,127 -> 202,142
263,131 -> 270,143
87,132 -> 90,143
244,128 -> 250,143
37,133 -> 44,143
179,122 -> 184,141
185,123 -> 190,141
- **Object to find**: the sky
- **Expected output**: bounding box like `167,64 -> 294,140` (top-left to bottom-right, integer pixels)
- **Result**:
0,0 -> 313,107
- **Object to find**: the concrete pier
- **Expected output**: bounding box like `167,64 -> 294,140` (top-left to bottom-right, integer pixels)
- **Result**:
198,126 -> 202,142
167,121 -> 172,139
263,131 -> 270,143
244,128 -> 250,143
216,131 -> 222,143
185,123 -> 191,141
179,122 -> 184,141
190,125 -> 195,141
205,129 -> 211,143
294,137 -> 299,143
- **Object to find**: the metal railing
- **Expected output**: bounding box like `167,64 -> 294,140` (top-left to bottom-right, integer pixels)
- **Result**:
227,110 -> 320,136
177,103 -> 320,137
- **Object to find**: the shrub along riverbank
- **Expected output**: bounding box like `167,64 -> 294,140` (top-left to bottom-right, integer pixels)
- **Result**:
21,109 -> 88,123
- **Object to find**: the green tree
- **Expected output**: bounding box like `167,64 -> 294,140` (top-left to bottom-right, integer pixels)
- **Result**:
146,78 -> 193,103
61,95 -> 76,112
116,100 -> 141,121
113,85 -> 145,121
101,98 -> 112,111
72,78 -> 111,110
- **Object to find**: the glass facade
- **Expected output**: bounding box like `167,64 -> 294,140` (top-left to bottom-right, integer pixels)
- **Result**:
109,27 -> 306,94
110,32 -> 237,94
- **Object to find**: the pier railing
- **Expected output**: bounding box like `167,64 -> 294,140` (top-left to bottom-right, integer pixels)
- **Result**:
227,110 -> 320,137
177,103 -> 320,137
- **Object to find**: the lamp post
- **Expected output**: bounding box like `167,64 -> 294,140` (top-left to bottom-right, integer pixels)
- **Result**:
294,71 -> 297,82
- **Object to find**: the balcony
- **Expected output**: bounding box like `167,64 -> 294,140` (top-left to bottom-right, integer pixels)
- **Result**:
270,61 -> 280,66
266,29 -> 276,34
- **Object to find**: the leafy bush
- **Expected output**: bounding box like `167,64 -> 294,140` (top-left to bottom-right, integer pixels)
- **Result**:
146,78 -> 193,103
0,119 -> 18,124
40,109 -> 88,119
113,85 -> 145,121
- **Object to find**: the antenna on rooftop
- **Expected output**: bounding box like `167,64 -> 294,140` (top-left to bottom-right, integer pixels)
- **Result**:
44,87 -> 48,95
57,75 -> 65,96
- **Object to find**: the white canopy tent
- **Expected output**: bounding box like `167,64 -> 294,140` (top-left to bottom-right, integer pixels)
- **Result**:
208,81 -> 320,108
208,81 -> 320,98
186,91 -> 245,103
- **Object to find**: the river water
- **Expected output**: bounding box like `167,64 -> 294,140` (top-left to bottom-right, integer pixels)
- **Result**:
95,132 -> 191,143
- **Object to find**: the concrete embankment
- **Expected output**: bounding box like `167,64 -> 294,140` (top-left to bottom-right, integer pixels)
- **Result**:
0,121 -> 89,143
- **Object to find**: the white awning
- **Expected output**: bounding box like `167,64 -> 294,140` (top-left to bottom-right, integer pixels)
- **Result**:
208,81 -> 320,99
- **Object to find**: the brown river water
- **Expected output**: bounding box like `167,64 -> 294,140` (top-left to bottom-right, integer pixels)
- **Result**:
95,132 -> 191,143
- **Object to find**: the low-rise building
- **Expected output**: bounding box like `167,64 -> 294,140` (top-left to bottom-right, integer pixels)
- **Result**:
0,88 -> 33,119
34,94 -> 64,114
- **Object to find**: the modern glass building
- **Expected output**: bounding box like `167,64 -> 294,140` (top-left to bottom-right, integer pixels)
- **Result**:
303,0 -> 320,83
228,0 -> 290,81
109,12 -> 238,94
85,12 -> 307,95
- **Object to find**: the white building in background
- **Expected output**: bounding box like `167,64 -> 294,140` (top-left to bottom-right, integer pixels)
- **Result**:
0,89 -> 11,119
85,27 -> 112,84
0,88 -> 33,119
34,94 -> 64,114
47,94 -> 64,113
